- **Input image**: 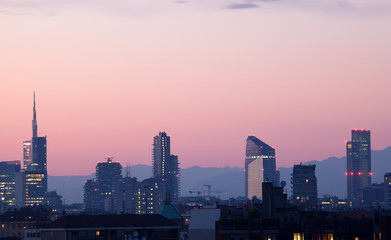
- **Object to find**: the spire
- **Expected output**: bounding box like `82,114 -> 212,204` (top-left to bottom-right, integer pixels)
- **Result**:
32,91 -> 38,138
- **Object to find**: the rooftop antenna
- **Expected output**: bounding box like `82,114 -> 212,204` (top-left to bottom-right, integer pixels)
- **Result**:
125,162 -> 130,178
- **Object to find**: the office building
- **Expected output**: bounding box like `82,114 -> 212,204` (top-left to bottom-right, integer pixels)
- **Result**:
245,136 -> 279,199
291,163 -> 317,207
16,93 -> 48,207
0,161 -> 21,212
152,132 -> 180,203
346,129 -> 371,202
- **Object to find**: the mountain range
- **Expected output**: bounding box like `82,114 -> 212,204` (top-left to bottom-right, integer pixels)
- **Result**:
49,146 -> 391,204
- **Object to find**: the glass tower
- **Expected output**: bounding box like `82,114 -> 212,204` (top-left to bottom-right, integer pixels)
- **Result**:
346,129 -> 371,201
245,136 -> 279,200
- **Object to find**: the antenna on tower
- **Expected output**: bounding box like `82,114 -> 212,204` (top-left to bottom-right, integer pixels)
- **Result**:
125,162 -> 130,178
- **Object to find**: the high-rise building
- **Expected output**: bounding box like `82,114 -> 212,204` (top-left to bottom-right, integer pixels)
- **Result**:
152,132 -> 180,203
245,136 -> 279,200
0,161 -> 21,213
16,92 -> 48,207
83,157 -> 122,213
96,157 -> 122,195
346,129 -> 371,201
291,163 -> 317,207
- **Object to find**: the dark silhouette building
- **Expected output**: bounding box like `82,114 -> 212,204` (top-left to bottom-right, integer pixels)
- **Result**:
262,182 -> 288,218
346,129 -> 371,203
83,179 -> 101,213
83,157 -> 122,213
152,132 -> 180,203
96,157 -> 122,195
291,163 -> 317,207
245,136 -> 279,200
40,214 -> 179,240
0,208 -> 52,239
46,191 -> 63,213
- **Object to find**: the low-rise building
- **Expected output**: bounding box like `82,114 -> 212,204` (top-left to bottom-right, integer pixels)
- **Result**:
40,214 -> 179,240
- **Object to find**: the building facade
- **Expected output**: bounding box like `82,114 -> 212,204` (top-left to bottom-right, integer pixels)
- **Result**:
40,214 -> 179,240
291,163 -> 317,207
0,161 -> 21,212
346,129 -> 371,202
23,141 -> 32,171
245,136 -> 279,200
152,132 -> 180,203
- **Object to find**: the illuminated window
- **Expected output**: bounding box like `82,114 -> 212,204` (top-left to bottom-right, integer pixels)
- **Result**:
293,233 -> 304,240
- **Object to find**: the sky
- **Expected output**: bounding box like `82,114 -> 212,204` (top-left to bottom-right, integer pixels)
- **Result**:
1,0 -> 391,176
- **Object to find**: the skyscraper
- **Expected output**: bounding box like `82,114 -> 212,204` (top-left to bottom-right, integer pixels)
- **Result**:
245,136 -> 279,199
291,163 -> 317,207
152,132 -> 180,203
16,92 -> 48,207
346,129 -> 371,201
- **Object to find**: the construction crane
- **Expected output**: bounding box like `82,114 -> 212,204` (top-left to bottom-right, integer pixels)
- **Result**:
203,184 -> 211,198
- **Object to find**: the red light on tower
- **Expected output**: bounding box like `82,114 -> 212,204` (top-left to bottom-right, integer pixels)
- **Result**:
358,172 -> 362,175
345,172 -> 348,176
350,172 -> 354,176
369,172 -> 373,176
262,168 -> 264,171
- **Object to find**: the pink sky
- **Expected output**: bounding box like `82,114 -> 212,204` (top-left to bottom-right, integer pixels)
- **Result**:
1,0 -> 391,176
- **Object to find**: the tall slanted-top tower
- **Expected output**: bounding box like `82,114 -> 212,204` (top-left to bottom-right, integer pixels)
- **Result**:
245,136 -> 279,200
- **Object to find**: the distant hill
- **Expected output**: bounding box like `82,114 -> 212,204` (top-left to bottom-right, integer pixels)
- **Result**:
49,147 -> 391,203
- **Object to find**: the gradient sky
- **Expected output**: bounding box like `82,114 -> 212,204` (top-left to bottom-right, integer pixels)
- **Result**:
1,0 -> 391,176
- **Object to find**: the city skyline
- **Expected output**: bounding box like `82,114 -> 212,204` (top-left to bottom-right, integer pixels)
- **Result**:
0,92 -> 390,176
1,0 -> 391,176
